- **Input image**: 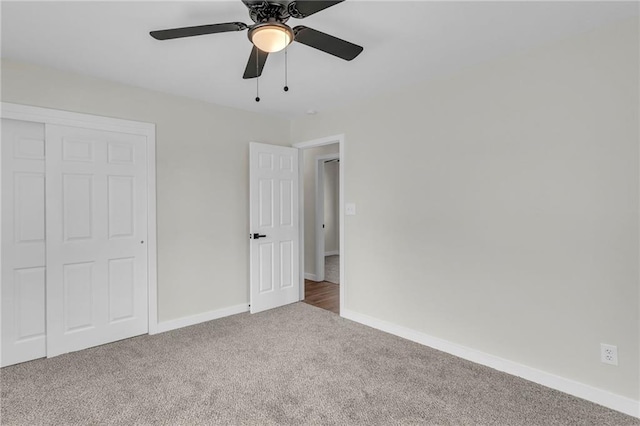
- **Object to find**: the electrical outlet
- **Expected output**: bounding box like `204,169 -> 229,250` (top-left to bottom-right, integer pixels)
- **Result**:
600,343 -> 618,366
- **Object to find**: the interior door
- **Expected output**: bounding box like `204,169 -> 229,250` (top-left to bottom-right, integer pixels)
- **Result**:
1,119 -> 47,367
249,142 -> 299,313
45,124 -> 148,357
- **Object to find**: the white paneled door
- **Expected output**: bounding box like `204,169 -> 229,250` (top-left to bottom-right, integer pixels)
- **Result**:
1,119 -> 47,366
45,125 -> 148,357
249,143 -> 299,313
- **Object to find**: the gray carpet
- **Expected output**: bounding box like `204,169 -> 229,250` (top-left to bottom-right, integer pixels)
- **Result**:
325,255 -> 339,284
1,303 -> 637,425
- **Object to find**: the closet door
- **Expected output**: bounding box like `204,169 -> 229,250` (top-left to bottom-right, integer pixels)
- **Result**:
1,119 -> 47,367
45,125 -> 149,357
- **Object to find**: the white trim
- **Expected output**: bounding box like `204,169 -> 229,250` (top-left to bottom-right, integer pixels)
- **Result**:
293,134 -> 345,316
342,309 -> 640,419
146,127 -> 158,335
154,304 -> 249,334
338,139 -> 345,315
296,148 -> 305,300
325,250 -> 340,257
304,273 -> 319,281
0,114 -> 4,363
0,102 -> 159,336
1,103 -> 153,134
315,153 -> 339,283
293,134 -> 344,150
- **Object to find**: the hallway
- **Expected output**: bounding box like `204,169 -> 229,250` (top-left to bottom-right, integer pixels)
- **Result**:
303,280 -> 339,314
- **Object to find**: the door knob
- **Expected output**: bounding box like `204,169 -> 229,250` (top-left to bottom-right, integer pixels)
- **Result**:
251,233 -> 267,239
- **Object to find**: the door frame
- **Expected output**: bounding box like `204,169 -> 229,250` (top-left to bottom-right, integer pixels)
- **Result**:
292,134 -> 345,315
0,102 -> 159,338
314,153 -> 340,283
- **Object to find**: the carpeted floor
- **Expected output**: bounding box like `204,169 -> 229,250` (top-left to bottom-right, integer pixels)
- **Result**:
1,303 -> 637,425
325,255 -> 339,284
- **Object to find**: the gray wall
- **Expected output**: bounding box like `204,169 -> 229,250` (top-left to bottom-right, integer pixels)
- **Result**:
0,59 -> 291,323
291,20 -> 639,399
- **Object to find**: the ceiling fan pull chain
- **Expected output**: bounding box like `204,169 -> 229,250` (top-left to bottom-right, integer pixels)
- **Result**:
284,39 -> 289,92
255,76 -> 260,102
255,47 -> 261,102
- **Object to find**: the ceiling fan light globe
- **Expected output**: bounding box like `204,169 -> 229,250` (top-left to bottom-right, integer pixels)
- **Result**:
250,24 -> 293,53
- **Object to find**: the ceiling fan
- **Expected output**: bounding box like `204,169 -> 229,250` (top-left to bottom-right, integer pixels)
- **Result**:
150,0 -> 363,80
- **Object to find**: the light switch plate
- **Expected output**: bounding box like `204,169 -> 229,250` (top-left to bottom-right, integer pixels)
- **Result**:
345,203 -> 356,216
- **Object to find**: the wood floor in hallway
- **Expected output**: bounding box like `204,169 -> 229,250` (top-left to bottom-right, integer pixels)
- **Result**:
303,280 -> 339,314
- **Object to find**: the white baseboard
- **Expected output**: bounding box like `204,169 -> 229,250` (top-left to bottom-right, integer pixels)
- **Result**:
153,304 -> 249,334
341,309 -> 639,419
304,273 -> 319,281
324,250 -> 339,256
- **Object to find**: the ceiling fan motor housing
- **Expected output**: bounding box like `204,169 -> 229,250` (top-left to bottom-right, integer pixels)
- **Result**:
245,1 -> 291,24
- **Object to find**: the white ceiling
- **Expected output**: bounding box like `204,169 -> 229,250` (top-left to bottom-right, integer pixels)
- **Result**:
1,1 -> 638,119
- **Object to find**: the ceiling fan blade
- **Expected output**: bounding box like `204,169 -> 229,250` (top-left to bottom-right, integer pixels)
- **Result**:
293,26 -> 363,61
288,1 -> 345,18
150,22 -> 248,40
243,46 -> 269,79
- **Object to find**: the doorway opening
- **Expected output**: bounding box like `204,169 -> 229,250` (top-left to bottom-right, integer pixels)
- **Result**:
293,137 -> 343,315
304,149 -> 340,314
317,156 -> 340,285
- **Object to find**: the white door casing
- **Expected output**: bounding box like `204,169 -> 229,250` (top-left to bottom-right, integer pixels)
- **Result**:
1,119 -> 47,367
249,142 -> 300,314
292,134 -> 345,315
45,124 -> 149,357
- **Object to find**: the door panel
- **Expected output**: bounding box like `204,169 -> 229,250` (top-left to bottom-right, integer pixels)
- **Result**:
108,257 -> 135,322
63,261 -> 95,332
14,173 -> 46,243
45,125 -> 148,357
1,119 -> 47,367
108,176 -> 134,238
14,267 -> 46,340
259,242 -> 274,293
63,174 -> 94,241
249,143 -> 299,313
280,241 -> 293,288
